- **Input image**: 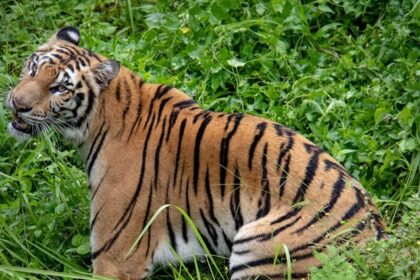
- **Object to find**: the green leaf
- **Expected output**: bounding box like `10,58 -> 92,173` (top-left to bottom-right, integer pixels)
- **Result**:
71,234 -> 87,247
398,138 -> 418,152
211,4 -> 229,21
398,105 -> 412,126
76,243 -> 90,255
374,107 -> 389,124
227,58 -> 245,67
318,4 -> 334,14
256,3 -> 266,15
54,203 -> 65,214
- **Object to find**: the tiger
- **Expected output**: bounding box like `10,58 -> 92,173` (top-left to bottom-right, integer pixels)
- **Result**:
7,27 -> 386,280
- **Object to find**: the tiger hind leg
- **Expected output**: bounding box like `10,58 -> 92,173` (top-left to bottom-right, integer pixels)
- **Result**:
229,208 -> 319,280
229,203 -> 379,280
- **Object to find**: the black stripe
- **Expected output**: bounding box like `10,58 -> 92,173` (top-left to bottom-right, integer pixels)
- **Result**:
113,113 -> 156,231
75,89 -> 95,128
137,182 -> 154,253
87,128 -> 108,175
198,230 -> 217,256
230,256 -> 284,275
166,208 -> 177,252
166,109 -> 180,142
120,79 -> 131,136
230,166 -> 243,230
65,45 -> 84,56
63,72 -> 71,82
115,79 -> 121,102
324,159 -> 348,174
67,63 -> 74,73
95,77 -> 105,86
232,249 -> 250,255
86,122 -> 105,164
173,99 -> 196,109
343,187 -> 366,221
92,204 -> 133,259
224,114 -> 234,130
258,216 -> 301,241
185,178 -> 191,241
269,144 -> 322,225
292,216 -> 371,262
193,111 -> 205,123
289,187 -> 365,255
90,204 -> 105,230
155,97 -> 173,128
248,122 -> 267,169
78,56 -> 87,67
75,59 -> 80,70
58,46 -> 77,58
372,213 -> 385,240
127,79 -> 144,141
222,230 -> 232,252
200,209 -> 218,247
173,119 -> 186,190
233,233 -> 267,245
256,143 -> 270,219
156,85 -> 173,99
219,113 -> 243,197
166,100 -> 196,142
143,85 -> 163,130
90,168 -> 109,201
244,272 -> 309,279
193,115 -> 212,194
75,81 -> 82,89
292,143 -> 322,204
273,123 -> 285,136
181,178 -> 189,243
233,216 -> 301,246
51,53 -> 65,62
55,48 -> 72,56
87,49 -> 102,62
270,207 -> 300,225
145,229 -> 152,257
205,168 -> 220,226
294,171 -> 346,234
276,130 -> 294,171
279,154 -> 291,198
154,118 -> 166,189
81,55 -> 92,65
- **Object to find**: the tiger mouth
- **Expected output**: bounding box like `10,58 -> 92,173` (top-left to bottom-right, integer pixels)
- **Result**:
11,113 -> 34,135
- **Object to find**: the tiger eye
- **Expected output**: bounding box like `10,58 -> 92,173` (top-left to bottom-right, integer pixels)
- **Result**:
58,85 -> 67,92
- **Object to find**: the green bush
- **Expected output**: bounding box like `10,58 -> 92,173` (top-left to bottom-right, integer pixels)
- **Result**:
0,0 -> 418,279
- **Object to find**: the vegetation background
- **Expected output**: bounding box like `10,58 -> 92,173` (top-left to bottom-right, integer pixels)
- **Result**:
0,0 -> 418,279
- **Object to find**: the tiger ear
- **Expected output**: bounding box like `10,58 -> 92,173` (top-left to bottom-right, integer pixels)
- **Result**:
56,27 -> 80,45
92,60 -> 120,89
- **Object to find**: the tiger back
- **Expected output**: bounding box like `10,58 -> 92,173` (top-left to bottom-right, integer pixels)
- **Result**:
7,27 -> 386,280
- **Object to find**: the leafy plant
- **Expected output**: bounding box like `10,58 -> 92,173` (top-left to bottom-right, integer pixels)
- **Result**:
0,0 -> 419,279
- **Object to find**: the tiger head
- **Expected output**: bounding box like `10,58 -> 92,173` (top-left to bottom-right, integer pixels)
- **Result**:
7,27 -> 120,141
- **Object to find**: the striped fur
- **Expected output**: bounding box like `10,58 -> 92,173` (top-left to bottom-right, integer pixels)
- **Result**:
8,27 -> 386,280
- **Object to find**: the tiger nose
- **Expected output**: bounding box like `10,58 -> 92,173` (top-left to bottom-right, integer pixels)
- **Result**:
12,98 -> 32,113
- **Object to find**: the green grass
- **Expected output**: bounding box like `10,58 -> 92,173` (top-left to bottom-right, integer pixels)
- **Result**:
0,0 -> 419,279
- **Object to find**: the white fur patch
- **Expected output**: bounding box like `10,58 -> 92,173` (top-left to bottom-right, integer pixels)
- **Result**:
153,231 -> 206,266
